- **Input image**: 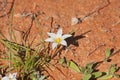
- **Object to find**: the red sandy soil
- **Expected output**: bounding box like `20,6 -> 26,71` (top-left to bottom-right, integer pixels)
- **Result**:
0,0 -> 120,80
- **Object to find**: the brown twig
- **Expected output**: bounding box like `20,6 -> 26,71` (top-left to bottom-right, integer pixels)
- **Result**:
0,0 -> 15,18
87,43 -> 106,56
81,0 -> 110,21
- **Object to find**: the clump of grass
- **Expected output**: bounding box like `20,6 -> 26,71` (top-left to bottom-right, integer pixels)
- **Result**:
0,27 -> 73,80
0,39 -> 50,80
0,10 -> 73,79
0,8 -> 50,80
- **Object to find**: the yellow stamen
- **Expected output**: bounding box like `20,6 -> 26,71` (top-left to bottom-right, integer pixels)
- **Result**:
55,38 -> 61,44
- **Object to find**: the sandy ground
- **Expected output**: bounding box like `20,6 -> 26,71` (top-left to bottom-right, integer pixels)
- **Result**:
0,0 -> 120,80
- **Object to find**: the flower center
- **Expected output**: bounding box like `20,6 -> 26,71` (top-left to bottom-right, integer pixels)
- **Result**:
55,38 -> 61,44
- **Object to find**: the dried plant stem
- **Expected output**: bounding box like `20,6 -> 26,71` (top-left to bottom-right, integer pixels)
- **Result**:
51,45 -> 61,59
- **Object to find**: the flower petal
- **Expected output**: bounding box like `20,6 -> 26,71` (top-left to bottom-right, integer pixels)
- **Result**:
11,73 -> 17,78
57,28 -> 62,37
60,40 -> 67,46
52,43 -> 58,49
2,76 -> 9,80
62,34 -> 72,39
47,32 -> 56,38
13,72 -> 17,76
45,38 -> 54,42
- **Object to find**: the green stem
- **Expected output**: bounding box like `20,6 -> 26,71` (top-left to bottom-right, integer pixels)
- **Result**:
51,45 -> 61,59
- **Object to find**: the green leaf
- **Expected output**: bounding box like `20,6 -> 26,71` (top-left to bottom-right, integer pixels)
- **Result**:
45,56 -> 51,63
98,74 -> 113,80
67,60 -> 80,72
69,29 -> 75,35
85,68 -> 94,74
39,75 -> 46,80
92,72 -> 103,78
31,71 -> 46,80
82,74 -> 92,80
106,48 -> 111,58
104,48 -> 111,61
59,57 -> 67,64
59,57 -> 67,67
80,66 -> 86,73
86,62 -> 94,69
109,64 -> 118,75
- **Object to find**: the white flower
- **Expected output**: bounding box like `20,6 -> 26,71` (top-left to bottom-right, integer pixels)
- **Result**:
45,28 -> 72,49
2,73 -> 17,80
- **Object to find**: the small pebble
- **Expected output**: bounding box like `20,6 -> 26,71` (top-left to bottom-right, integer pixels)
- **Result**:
71,17 -> 80,25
